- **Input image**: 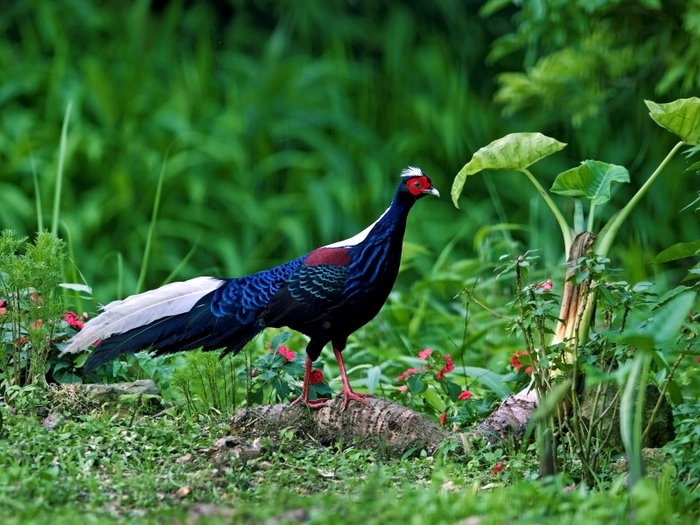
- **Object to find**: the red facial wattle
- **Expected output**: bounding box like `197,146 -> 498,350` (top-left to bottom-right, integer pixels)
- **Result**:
406,176 -> 437,197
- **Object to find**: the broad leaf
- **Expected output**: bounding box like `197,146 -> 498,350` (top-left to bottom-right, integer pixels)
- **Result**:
451,132 -> 566,207
550,160 -> 629,205
646,98 -> 700,145
460,366 -> 511,398
654,240 -> 700,263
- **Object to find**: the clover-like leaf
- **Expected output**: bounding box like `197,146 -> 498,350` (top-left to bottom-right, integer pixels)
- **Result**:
451,132 -> 566,207
646,97 -> 700,145
550,160 -> 629,205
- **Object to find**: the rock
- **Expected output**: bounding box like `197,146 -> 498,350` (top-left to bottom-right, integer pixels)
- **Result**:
82,379 -> 160,402
579,383 -> 675,454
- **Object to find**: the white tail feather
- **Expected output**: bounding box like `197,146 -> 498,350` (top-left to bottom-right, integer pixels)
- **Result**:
61,276 -> 225,354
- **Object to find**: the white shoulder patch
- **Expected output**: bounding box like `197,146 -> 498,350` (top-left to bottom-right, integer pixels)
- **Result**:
324,208 -> 390,248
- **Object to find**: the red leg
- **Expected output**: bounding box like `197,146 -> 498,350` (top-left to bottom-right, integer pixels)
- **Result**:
334,348 -> 373,411
290,355 -> 330,409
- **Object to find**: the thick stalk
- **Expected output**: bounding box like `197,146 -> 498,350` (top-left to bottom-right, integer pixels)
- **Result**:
520,168 -> 573,254
596,141 -> 684,256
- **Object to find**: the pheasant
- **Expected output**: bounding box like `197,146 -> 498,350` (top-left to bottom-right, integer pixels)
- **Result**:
62,167 -> 439,409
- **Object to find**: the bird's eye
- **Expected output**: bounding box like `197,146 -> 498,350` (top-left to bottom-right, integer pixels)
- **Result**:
412,180 -> 421,188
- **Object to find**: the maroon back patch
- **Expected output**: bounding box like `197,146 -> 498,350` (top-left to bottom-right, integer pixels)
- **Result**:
305,247 -> 351,266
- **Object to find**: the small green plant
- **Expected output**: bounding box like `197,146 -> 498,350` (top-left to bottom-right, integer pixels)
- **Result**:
168,332 -> 335,415
392,347 -> 493,428
0,230 -> 85,393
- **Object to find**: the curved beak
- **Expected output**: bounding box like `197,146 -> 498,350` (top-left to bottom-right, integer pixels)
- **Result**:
425,186 -> 440,198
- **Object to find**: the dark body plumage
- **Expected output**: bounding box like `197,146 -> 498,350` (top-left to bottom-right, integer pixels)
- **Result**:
65,167 -> 438,408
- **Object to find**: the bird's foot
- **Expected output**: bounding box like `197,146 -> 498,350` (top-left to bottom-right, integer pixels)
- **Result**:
289,396 -> 330,409
337,390 -> 374,411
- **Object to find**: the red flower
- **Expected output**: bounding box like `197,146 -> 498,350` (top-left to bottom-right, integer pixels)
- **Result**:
396,367 -> 419,382
16,336 -> 27,347
457,390 -> 472,400
0,299 -> 7,315
418,349 -> 433,360
30,319 -> 43,331
277,346 -> 296,361
696,356 -> 700,363
435,354 -> 454,380
309,369 -> 325,385
439,412 -> 447,425
511,351 -> 532,374
64,311 -> 85,330
492,461 -> 504,476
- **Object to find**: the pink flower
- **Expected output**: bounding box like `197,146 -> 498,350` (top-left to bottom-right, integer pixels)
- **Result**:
277,346 -> 296,361
29,290 -> 44,305
457,390 -> 472,400
64,311 -> 85,330
436,354 -> 454,380
396,385 -> 408,393
492,461 -> 504,476
0,299 -> 7,315
16,336 -> 27,347
396,368 -> 419,382
563,485 -> 575,494
439,412 -> 447,425
535,279 -> 553,291
30,319 -> 43,331
309,369 -> 325,385
418,349 -> 433,360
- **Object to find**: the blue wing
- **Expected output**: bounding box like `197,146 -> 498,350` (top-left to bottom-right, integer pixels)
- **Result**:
211,255 -> 305,323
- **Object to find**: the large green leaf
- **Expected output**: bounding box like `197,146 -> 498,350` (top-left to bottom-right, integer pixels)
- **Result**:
646,98 -> 700,145
451,132 -> 566,207
550,160 -> 629,204
654,240 -> 700,263
460,366 -> 511,399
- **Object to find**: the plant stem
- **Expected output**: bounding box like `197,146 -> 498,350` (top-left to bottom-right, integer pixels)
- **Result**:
52,101 -> 73,237
596,141 -> 685,256
587,203 -> 596,233
520,168 -> 573,254
136,152 -> 168,294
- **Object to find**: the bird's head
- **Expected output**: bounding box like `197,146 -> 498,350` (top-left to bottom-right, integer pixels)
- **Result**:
399,166 -> 440,199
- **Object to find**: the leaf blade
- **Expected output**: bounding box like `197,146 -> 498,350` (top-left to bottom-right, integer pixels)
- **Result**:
645,98 -> 700,145
451,132 -> 566,207
550,160 -> 629,205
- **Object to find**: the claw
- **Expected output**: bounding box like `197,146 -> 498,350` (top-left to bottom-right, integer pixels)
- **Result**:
290,395 -> 330,409
337,390 -> 373,411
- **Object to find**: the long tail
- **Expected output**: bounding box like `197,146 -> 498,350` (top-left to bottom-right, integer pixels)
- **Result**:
61,276 -> 264,372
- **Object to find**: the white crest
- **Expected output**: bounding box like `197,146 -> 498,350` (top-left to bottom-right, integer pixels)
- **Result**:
61,276 -> 225,354
401,166 -> 424,178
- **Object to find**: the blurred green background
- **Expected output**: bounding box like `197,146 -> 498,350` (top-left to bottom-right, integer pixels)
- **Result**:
1,0 -> 698,305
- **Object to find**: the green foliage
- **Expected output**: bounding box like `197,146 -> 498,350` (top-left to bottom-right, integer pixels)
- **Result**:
0,230 -> 84,391
483,0 -> 700,127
